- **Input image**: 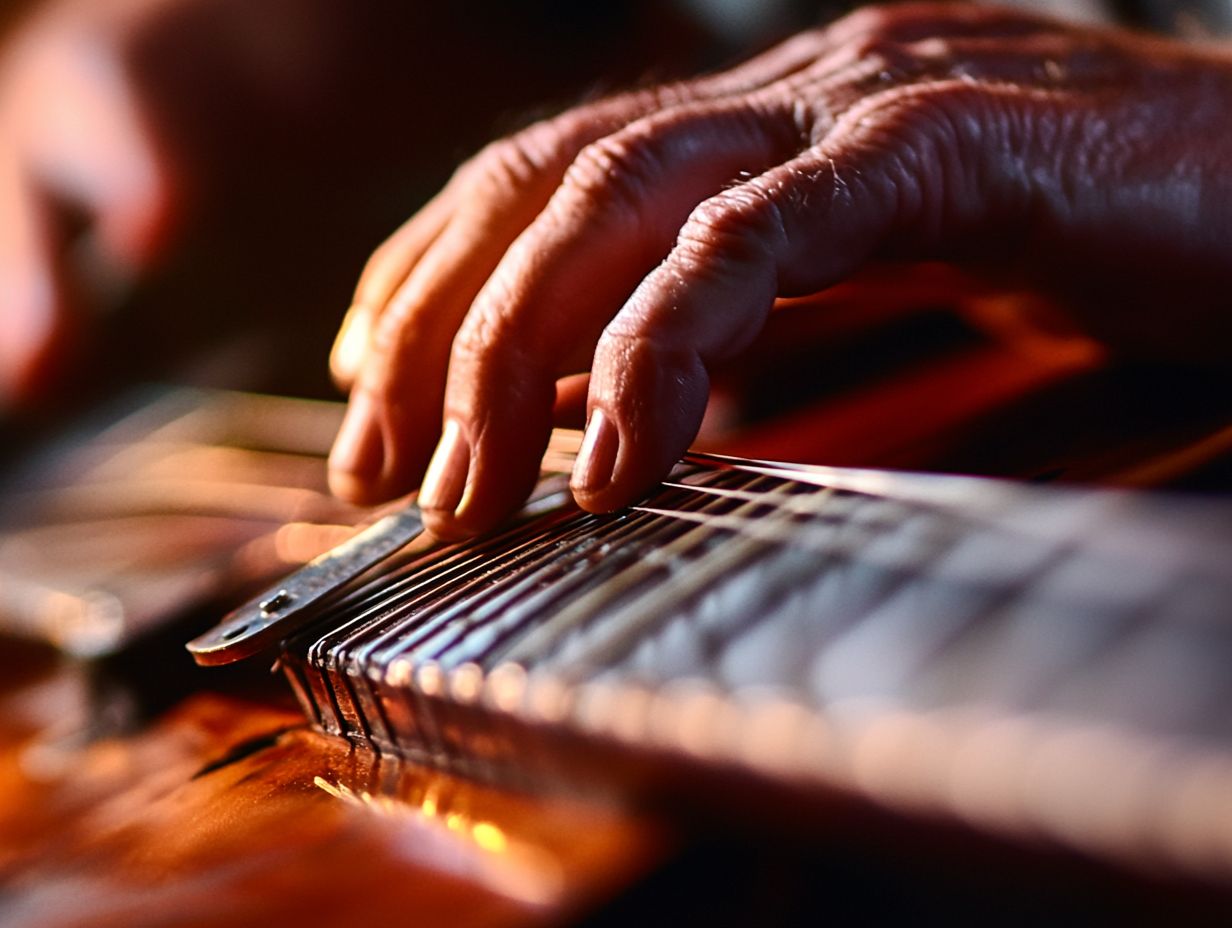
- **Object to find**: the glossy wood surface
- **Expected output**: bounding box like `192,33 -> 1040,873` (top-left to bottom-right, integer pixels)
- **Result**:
0,642 -> 666,927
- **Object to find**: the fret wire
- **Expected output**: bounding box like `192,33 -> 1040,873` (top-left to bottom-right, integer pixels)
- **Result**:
406,512 -> 678,668
684,452 -> 1232,573
310,478 -> 574,616
532,483 -> 827,676
806,534 -> 1080,708
493,473 -> 784,669
317,509 -> 595,670
306,459 -> 1062,725
554,487 -> 999,683
464,469 -> 770,671
681,454 -> 1082,542
310,510 -> 599,745
301,535 -> 506,664
268,431 -> 1232,864
334,505 -> 643,743
322,507 -> 584,635
639,499 -> 1151,635
297,459 -> 1111,704
366,473 -> 731,676
293,516 -> 563,726
626,496 -> 1165,582
662,480 -> 925,530
422,474 -> 750,670
323,480 -> 577,617
303,485 -> 612,712
281,533 -> 456,647
898,561 -> 1184,720
341,504 -> 680,748
628,502 -> 958,576
681,451 -> 1015,509
389,467 -> 754,674
358,511 -> 617,677
664,477 -> 1070,553
661,480 -> 838,512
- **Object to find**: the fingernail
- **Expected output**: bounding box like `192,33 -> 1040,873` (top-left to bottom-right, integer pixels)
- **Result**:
328,391 -> 384,500
330,303 -> 372,383
419,419 -> 470,513
572,408 -> 619,494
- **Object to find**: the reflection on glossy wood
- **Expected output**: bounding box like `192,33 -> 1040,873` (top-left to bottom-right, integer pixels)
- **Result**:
0,647 -> 666,928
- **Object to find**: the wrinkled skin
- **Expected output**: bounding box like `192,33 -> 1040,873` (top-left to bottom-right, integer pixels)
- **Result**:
327,2 -> 1232,539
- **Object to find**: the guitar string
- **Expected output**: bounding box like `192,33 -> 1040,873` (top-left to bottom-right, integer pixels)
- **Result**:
306,469 -> 726,739
491,474 -> 802,669
300,511 -> 601,742
349,468 -> 750,674
439,469 -> 772,670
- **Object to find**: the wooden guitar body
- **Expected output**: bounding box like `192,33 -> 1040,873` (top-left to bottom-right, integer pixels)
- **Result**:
2,277 -> 1231,925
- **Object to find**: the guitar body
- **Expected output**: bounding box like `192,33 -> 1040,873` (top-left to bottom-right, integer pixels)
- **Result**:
2,275 -> 1231,925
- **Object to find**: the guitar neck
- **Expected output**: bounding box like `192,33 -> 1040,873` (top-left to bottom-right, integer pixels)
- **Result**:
277,433 -> 1232,879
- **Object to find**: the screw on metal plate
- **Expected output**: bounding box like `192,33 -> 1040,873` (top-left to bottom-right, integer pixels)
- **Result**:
259,590 -> 295,616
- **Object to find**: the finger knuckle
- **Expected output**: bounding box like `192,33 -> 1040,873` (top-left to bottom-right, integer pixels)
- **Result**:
676,184 -> 785,273
468,128 -> 555,194
834,3 -> 902,41
594,326 -> 694,403
361,235 -> 406,282
555,84 -> 686,139
860,84 -> 980,152
450,309 -> 550,412
450,304 -> 505,374
847,33 -> 920,84
558,129 -> 665,219
366,299 -> 418,366
775,26 -> 832,58
450,283 -> 529,374
907,36 -> 957,70
592,326 -> 643,376
841,84 -> 992,233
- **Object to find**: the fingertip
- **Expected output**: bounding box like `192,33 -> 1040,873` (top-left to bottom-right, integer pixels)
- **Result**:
417,418 -> 506,540
418,419 -> 470,515
421,507 -> 480,543
330,303 -> 372,390
423,406 -> 555,540
423,492 -> 507,542
570,406 -> 621,510
327,390 -> 387,504
326,468 -> 375,506
570,405 -> 675,514
575,340 -> 710,514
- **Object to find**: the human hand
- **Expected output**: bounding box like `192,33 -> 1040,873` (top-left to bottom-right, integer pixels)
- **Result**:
328,2 -> 1232,539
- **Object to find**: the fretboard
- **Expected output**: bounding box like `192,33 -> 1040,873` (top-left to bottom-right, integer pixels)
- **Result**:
272,430 -> 1232,879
